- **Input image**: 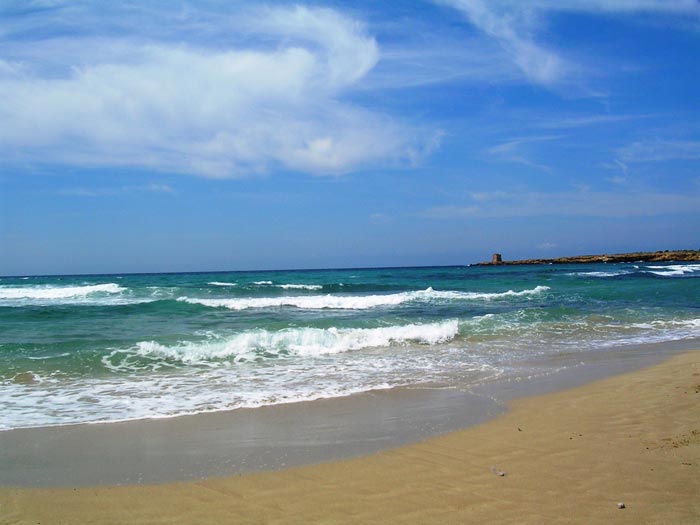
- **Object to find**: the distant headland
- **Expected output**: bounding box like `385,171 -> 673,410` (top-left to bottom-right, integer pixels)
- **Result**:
472,250 -> 700,266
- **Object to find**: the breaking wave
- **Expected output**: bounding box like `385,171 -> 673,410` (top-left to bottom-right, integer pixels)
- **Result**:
178,286 -> 550,311
644,264 -> 700,277
103,320 -> 460,369
276,284 -> 323,290
0,283 -> 124,300
567,271 -> 630,278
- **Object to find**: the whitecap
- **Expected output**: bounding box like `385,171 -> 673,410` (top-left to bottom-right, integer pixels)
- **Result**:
0,283 -> 124,300
567,271 -> 629,278
104,320 -> 461,368
178,286 -> 549,311
644,264 -> 700,277
275,284 -> 323,290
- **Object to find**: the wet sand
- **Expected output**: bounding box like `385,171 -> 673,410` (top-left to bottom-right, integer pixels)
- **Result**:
1,350 -> 698,524
0,339 -> 693,487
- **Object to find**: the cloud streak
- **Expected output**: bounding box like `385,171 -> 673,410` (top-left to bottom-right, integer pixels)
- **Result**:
487,135 -> 561,172
439,0 -> 699,88
0,5 -> 436,178
58,184 -> 175,197
617,140 -> 700,163
420,189 -> 700,218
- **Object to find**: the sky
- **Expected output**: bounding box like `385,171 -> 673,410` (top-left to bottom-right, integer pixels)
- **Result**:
1,0 -> 699,275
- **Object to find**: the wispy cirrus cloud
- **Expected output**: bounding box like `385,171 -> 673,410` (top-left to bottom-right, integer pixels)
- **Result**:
438,0 -> 699,88
364,33 -> 523,90
0,4 -> 438,178
420,188 -> 700,219
617,139 -> 700,163
368,213 -> 392,224
58,184 -> 175,197
536,113 -> 659,130
487,135 -> 561,172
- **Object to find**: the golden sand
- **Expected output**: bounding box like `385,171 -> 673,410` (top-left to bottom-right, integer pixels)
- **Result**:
1,352 -> 698,524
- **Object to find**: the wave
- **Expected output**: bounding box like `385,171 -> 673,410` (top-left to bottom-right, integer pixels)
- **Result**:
248,281 -> 323,290
103,320 -> 460,369
628,318 -> 700,330
208,281 -> 238,287
567,271 -> 630,278
0,283 -> 124,300
178,286 -> 549,311
644,264 -> 700,277
567,264 -> 700,279
276,284 -> 323,290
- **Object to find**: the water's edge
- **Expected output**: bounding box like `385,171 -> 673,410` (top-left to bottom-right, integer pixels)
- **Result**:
1,338 -> 696,488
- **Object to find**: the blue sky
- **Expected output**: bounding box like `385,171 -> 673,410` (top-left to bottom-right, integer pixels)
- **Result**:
1,0 -> 699,275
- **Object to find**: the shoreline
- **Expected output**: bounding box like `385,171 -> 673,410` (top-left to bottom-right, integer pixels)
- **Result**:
1,347 -> 698,523
0,339 -> 697,488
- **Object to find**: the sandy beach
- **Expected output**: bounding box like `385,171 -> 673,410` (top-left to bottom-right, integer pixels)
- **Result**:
1,350 -> 698,524
4,0 -> 700,522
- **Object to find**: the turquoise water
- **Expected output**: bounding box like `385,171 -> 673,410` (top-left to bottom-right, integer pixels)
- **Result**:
1,262 -> 699,430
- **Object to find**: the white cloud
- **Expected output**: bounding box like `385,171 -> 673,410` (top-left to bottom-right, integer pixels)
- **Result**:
439,0 -> 699,87
440,0 -> 569,86
606,175 -> 628,185
420,189 -> 700,218
536,114 -> 657,129
618,140 -> 700,163
0,6 -> 435,177
58,184 -> 175,197
368,213 -> 392,224
365,34 -> 523,89
487,135 -> 561,171
419,205 -> 479,219
493,0 -> 699,14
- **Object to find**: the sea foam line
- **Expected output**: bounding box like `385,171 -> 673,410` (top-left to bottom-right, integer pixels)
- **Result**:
276,284 -> 323,290
0,283 -> 124,300
178,286 -> 549,310
248,281 -> 323,290
210,281 -> 321,290
644,264 -> 700,277
567,271 -> 630,278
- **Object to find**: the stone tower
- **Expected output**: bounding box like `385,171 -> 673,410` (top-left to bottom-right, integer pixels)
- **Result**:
492,253 -> 503,264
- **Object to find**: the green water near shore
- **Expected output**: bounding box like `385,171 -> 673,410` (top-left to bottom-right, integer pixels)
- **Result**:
1,262 -> 699,430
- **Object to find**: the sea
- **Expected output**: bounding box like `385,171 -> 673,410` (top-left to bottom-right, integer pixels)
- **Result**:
1,262 -> 699,431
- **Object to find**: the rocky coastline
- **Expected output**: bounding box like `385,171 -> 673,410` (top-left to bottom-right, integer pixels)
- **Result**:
472,249 -> 700,266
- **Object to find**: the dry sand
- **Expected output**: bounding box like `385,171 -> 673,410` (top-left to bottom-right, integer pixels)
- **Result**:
1,351 -> 698,524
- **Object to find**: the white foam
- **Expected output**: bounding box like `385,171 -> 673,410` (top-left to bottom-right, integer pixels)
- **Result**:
208,281 -> 238,287
567,271 -> 629,277
0,283 -> 124,300
105,320 -> 461,368
0,316 -> 506,430
248,280 -> 322,290
629,318 -> 700,330
645,264 -> 700,276
178,286 -> 549,311
276,284 -> 323,290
